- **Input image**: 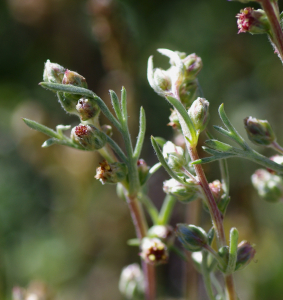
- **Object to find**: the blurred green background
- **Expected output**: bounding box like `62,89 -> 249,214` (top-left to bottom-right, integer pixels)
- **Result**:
1,0 -> 283,299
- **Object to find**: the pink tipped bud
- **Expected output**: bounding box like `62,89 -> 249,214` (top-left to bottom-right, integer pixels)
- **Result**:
236,8 -> 269,34
76,98 -> 100,121
71,124 -> 106,150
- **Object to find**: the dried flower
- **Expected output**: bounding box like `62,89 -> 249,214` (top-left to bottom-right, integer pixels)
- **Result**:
95,160 -> 127,184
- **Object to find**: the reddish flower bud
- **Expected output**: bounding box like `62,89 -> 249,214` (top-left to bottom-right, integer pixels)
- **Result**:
236,8 -> 269,34
140,238 -> 168,265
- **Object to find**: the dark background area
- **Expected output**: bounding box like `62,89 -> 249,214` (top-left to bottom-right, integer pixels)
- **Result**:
1,0 -> 283,299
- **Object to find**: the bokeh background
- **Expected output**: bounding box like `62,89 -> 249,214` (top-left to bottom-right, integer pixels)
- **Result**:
1,0 -> 283,299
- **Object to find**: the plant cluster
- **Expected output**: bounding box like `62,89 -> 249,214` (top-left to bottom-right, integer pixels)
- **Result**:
22,0 -> 283,299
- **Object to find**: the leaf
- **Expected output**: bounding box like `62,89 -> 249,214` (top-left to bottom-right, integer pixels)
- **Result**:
23,118 -> 59,139
204,139 -> 236,153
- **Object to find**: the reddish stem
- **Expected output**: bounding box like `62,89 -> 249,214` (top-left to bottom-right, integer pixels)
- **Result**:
126,195 -> 156,300
260,0 -> 283,62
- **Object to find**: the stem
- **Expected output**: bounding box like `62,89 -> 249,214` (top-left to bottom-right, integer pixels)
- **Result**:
260,0 -> 283,62
271,141 -> 283,155
138,193 -> 159,225
201,250 -> 216,300
125,194 -> 156,300
184,199 -> 201,300
157,195 -> 176,225
225,274 -> 237,300
189,146 -> 226,247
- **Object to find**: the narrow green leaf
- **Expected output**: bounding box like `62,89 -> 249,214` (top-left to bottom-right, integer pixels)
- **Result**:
154,137 -> 167,147
166,95 -> 197,144
191,153 -> 236,165
109,90 -> 123,122
133,107 -> 146,159
40,82 -> 122,132
104,135 -> 128,163
213,125 -> 233,139
219,159 -> 229,195
127,238 -> 140,246
42,138 -> 58,147
204,139 -> 236,153
226,228 -> 239,274
40,82 -> 94,98
218,104 -> 249,149
23,118 -> 59,139
151,136 -> 184,183
121,86 -> 127,121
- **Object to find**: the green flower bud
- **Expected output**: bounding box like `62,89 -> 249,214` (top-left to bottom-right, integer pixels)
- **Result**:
101,124 -> 113,137
188,97 -> 210,133
76,98 -> 100,121
153,69 -> 172,91
218,246 -> 229,272
137,159 -> 150,185
179,80 -> 198,108
140,237 -> 168,265
95,160 -> 128,184
183,53 -> 203,81
71,124 -> 106,150
43,60 -> 66,84
244,116 -> 276,146
168,109 -> 181,130
162,141 -> 186,173
235,241 -> 256,271
237,8 -> 270,34
147,225 -> 175,247
176,224 -> 208,252
119,263 -> 144,300
163,178 -> 202,203
251,169 -> 283,203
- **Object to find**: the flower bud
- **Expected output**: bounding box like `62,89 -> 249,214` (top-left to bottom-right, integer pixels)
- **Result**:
235,241 -> 256,271
176,224 -> 208,252
179,81 -> 198,108
162,141 -> 186,173
101,124 -> 113,137
137,159 -> 150,185
76,98 -> 100,121
203,180 -> 228,214
236,8 -> 270,34
62,69 -> 88,88
119,263 -> 144,300
95,160 -> 128,184
168,109 -> 181,130
218,246 -> 229,271
140,237 -> 168,265
43,60 -> 66,84
62,69 -> 88,102
163,178 -> 202,203
153,69 -> 172,92
183,53 -> 203,81
251,169 -> 283,203
147,225 -> 175,247
244,117 -> 276,146
188,97 -> 210,133
71,124 -> 106,150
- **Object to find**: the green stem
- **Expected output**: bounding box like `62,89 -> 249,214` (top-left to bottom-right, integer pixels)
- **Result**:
211,273 -> 225,300
157,195 -> 176,225
201,250 -> 216,300
260,0 -> 283,62
138,193 -> 159,225
271,141 -> 283,155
